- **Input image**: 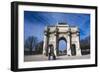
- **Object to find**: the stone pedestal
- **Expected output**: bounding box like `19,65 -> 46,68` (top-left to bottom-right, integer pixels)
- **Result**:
54,35 -> 57,56
76,36 -> 81,56
67,34 -> 71,56
43,35 -> 47,55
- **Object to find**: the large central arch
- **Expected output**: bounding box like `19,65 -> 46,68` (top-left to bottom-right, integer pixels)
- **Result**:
57,37 -> 67,56
43,23 -> 81,56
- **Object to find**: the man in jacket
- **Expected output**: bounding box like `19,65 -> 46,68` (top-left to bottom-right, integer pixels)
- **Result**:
48,45 -> 56,60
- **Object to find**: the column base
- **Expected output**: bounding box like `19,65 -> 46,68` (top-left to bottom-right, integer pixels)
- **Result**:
67,48 -> 71,56
54,50 -> 57,57
76,48 -> 81,56
43,50 -> 46,55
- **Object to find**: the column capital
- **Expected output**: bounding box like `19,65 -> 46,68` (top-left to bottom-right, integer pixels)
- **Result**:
54,27 -> 59,36
44,30 -> 50,37
67,31 -> 71,36
76,32 -> 80,36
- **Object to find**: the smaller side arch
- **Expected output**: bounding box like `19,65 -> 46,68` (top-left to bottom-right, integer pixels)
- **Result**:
71,44 -> 76,56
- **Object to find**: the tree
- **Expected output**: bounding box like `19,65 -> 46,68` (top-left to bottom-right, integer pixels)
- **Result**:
24,36 -> 38,55
80,35 -> 90,55
35,41 -> 43,54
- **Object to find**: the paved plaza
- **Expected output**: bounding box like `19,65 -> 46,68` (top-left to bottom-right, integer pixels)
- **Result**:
24,54 -> 90,62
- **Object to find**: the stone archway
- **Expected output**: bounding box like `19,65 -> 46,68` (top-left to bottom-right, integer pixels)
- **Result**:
43,23 -> 81,56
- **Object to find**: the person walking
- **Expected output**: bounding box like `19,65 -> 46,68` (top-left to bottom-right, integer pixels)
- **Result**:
48,45 -> 56,60
48,45 -> 52,60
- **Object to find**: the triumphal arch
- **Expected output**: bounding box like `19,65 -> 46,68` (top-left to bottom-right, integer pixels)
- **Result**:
43,23 -> 81,56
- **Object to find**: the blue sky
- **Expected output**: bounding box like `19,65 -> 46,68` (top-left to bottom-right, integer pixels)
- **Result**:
24,11 -> 90,50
